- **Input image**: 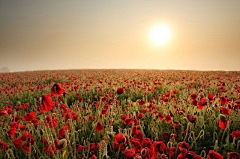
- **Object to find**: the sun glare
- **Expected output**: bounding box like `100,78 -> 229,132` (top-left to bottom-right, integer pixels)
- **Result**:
149,24 -> 171,46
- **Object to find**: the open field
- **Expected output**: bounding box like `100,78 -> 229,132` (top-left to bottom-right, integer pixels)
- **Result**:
0,69 -> 240,159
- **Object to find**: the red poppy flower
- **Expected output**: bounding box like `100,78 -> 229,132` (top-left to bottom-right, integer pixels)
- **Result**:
78,97 -> 83,102
120,114 -> 127,121
179,141 -> 189,150
136,131 -> 144,143
198,98 -> 207,109
124,147 -> 135,158
13,137 -> 22,148
158,112 -> 164,120
21,103 -> 29,110
177,109 -> 185,115
31,119 -> 39,128
192,100 -> 198,106
92,101 -> 100,107
208,94 -> 214,101
137,113 -> 144,119
8,127 -> 16,139
20,125 -> 27,131
177,148 -> 188,159
187,114 -> 197,125
0,141 -> 8,150
114,134 -> 125,144
232,130 -> 240,140
5,105 -> 13,110
219,107 -> 231,115
16,106 -> 20,111
219,96 -> 227,105
58,126 -> 69,138
22,142 -> 30,153
190,94 -> 198,101
45,115 -> 59,129
21,132 -> 32,142
172,90 -> 177,95
77,145 -> 85,151
51,83 -> 65,95
102,96 -> 107,102
0,109 -> 8,117
130,138 -> 141,152
141,138 -> 153,150
178,149 -> 197,159
38,94 -> 54,112
117,87 -> 124,94
101,109 -> 107,115
153,141 -> 165,157
139,100 -> 146,106
207,150 -> 223,159
132,126 -> 139,135
95,120 -> 104,132
227,152 -> 240,159
22,112 -> 36,121
124,118 -> 133,126
141,108 -> 147,113
134,118 -> 139,125
165,114 -> 172,123
162,132 -> 170,138
219,116 -> 230,129
44,144 -> 56,156
10,121 -> 20,128
166,147 -> 177,156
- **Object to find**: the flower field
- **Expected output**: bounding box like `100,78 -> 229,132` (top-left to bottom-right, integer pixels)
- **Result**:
0,69 -> 240,159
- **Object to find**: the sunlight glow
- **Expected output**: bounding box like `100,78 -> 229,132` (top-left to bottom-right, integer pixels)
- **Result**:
149,24 -> 171,46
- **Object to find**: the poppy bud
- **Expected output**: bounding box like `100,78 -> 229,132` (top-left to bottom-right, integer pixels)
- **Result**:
141,148 -> 146,156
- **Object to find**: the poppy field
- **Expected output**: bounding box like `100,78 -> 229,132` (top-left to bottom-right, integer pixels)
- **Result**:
0,69 -> 240,159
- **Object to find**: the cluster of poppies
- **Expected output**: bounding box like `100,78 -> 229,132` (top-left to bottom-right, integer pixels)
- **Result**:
0,70 -> 240,158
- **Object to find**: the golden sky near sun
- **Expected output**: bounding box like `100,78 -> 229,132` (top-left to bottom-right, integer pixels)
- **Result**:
0,0 -> 240,72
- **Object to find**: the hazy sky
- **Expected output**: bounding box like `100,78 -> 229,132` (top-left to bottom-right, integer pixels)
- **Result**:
1,0 -> 240,72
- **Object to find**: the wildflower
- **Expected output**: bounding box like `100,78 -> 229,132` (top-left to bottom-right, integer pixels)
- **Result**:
0,141 -> 8,150
38,94 -> 54,112
232,130 -> 240,140
124,147 -> 135,158
51,83 -> 65,95
22,112 -> 36,121
95,120 -> 104,132
190,94 -> 198,101
165,114 -> 172,123
58,126 -> 69,138
207,150 -> 223,159
117,87 -> 124,94
187,114 -> 197,125
219,116 -> 230,129
227,152 -> 240,159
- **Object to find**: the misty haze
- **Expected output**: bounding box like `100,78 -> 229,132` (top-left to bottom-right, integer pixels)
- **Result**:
0,1 -> 240,159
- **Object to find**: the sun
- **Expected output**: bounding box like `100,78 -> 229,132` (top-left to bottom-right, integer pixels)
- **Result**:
149,24 -> 171,46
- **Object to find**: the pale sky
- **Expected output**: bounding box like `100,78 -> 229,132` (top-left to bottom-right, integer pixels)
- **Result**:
1,0 -> 240,72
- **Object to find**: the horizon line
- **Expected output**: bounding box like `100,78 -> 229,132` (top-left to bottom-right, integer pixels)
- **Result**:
1,68 -> 240,74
